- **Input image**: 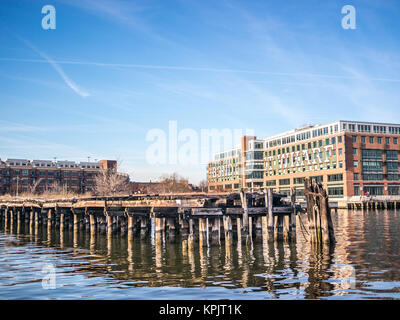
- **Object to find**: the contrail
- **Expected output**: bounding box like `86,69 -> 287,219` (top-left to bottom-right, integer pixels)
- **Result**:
1,57 -> 400,83
14,40 -> 90,98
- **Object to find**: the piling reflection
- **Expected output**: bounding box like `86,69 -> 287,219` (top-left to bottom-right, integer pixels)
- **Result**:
1,210 -> 400,299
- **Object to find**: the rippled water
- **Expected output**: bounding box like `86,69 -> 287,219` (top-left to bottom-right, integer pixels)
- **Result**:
1,210 -> 400,299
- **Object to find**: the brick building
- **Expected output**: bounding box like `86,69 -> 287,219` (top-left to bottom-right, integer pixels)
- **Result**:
0,158 -> 117,195
207,120 -> 400,200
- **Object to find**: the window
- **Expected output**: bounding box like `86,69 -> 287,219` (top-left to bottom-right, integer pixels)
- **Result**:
386,137 -> 390,145
394,138 -> 398,145
369,136 -> 374,143
362,149 -> 382,160
22,170 -> 28,176
266,180 -> 276,186
332,137 -> 336,144
361,136 -> 366,143
352,136 -> 357,143
353,161 -> 357,168
294,177 -> 304,185
339,161 -> 343,168
328,174 -> 343,182
339,148 -> 342,156
354,173 -> 359,181
378,137 -> 382,144
328,186 -> 343,198
354,184 -> 359,196
387,162 -> 399,173
362,160 -> 382,172
279,178 -> 290,186
353,148 -> 357,155
363,174 -> 383,181
387,150 -> 398,160
338,136 -> 342,143
311,175 -> 323,183
388,185 -> 399,195
363,185 -> 384,195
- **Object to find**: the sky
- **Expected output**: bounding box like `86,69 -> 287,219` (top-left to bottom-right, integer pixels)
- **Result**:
0,0 -> 399,184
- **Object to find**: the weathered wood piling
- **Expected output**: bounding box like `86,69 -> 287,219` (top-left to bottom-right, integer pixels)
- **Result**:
0,191 -> 309,251
304,178 -> 335,245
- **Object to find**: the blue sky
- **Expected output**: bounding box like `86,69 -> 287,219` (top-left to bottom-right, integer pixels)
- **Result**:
0,0 -> 399,184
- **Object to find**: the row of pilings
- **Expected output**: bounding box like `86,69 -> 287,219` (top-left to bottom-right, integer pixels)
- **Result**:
0,185 -> 335,249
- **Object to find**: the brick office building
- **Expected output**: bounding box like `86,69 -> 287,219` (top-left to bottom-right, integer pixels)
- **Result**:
0,158 -> 117,195
207,120 -> 400,200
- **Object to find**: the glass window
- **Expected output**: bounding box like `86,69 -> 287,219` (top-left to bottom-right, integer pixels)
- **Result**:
328,186 -> 344,198
378,137 -> 382,144
328,174 -> 343,182
352,136 -> 357,143
353,161 -> 358,168
354,173 -> 359,181
361,136 -> 366,143
353,148 -> 357,155
387,150 -> 398,160
394,138 -> 398,145
338,136 -> 342,143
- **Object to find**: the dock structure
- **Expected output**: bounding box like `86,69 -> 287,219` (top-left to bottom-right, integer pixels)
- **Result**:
0,190 -> 302,247
345,197 -> 399,211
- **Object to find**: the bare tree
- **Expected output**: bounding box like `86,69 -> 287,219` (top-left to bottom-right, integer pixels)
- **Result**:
198,179 -> 208,192
94,165 -> 130,196
152,173 -> 193,193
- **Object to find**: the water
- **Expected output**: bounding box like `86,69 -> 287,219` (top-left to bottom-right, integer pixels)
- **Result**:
1,210 -> 400,300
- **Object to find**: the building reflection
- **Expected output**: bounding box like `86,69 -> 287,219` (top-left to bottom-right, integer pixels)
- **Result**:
1,210 -> 400,299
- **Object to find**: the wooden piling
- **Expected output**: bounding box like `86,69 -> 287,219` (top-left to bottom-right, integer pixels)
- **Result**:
198,218 -> 208,247
210,217 -> 221,245
239,189 -> 251,245
304,178 -> 335,245
127,216 -> 134,240
265,188 -> 274,241
223,215 -> 232,240
290,187 -> 297,241
236,217 -> 242,242
254,216 -> 263,239
188,218 -> 195,252
89,214 -> 96,234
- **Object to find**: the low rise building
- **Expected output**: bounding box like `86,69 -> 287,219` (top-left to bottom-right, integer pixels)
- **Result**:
0,158 -> 117,194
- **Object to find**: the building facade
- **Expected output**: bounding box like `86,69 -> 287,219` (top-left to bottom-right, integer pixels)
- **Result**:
0,158 -> 117,195
207,120 -> 400,200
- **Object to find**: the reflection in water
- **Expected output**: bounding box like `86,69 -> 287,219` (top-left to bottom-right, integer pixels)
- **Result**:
1,210 -> 400,299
